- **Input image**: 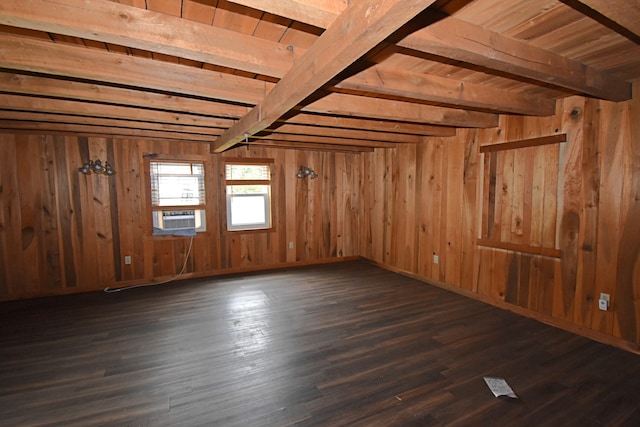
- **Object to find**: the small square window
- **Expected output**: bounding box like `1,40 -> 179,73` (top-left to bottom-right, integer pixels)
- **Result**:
225,162 -> 272,231
150,161 -> 206,235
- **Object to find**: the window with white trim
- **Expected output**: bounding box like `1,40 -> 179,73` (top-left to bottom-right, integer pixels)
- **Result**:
150,160 -> 206,235
225,162 -> 272,231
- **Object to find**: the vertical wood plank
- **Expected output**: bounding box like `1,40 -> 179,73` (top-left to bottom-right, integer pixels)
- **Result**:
461,130 -> 480,292
574,98 -> 601,328
592,100 -> 626,335
555,98 -> 584,321
613,82 -> 640,344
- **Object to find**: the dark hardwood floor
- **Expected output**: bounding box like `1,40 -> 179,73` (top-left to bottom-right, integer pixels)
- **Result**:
1,261 -> 639,426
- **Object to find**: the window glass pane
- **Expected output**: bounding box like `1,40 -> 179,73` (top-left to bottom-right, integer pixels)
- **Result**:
227,184 -> 269,195
229,196 -> 267,226
150,161 -> 205,207
225,164 -> 270,180
157,176 -> 201,206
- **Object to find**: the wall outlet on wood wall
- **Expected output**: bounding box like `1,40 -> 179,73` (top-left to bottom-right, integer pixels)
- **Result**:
124,256 -> 132,265
598,293 -> 610,311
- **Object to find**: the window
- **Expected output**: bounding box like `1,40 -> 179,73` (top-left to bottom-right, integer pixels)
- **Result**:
150,160 -> 206,235
225,161 -> 272,231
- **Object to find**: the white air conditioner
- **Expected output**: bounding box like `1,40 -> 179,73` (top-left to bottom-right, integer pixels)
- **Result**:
154,210 -> 196,231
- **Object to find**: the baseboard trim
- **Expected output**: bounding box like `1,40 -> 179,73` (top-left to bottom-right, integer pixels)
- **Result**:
1,256 -> 361,301
362,257 -> 640,355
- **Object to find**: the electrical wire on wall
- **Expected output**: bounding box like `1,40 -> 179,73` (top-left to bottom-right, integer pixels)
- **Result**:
104,235 -> 194,293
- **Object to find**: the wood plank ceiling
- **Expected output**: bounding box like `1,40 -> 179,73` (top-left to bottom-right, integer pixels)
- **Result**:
0,0 -> 639,152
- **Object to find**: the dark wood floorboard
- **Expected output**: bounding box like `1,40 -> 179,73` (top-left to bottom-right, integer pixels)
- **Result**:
1,261 -> 639,426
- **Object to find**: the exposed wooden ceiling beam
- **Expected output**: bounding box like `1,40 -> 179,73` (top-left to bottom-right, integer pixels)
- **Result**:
0,72 -> 453,136
400,17 -> 631,102
0,39 -> 477,129
253,134 -> 397,149
0,110 -> 224,136
282,114 -> 455,137
0,34 -> 269,105
246,140 -> 374,153
266,123 -> 421,144
0,72 -> 250,118
335,66 -> 556,116
1,94 -> 233,129
573,0 -> 640,39
1,0 -> 561,117
0,0 -> 296,78
308,94 -> 498,128
230,0 -> 631,101
0,120 -> 215,142
212,0 -> 439,152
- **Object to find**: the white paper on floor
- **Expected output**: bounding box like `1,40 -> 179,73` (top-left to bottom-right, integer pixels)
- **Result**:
483,377 -> 518,399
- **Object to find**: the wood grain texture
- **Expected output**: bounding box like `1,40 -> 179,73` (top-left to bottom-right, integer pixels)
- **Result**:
1,261 -> 640,426
0,134 -> 360,300
360,90 -> 640,349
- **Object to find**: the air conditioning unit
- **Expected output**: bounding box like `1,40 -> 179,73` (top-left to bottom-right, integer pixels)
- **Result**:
154,210 -> 196,231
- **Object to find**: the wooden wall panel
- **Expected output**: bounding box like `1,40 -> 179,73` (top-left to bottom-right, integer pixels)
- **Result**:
361,87 -> 640,350
0,134 -> 360,300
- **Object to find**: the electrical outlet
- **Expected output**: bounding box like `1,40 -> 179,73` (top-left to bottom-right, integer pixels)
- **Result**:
600,293 -> 610,303
598,299 -> 608,311
289,241 -> 294,249
433,254 -> 439,264
124,256 -> 132,265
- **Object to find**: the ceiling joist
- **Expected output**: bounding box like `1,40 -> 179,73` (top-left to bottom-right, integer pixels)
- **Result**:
230,0 -> 632,102
212,0 -> 440,152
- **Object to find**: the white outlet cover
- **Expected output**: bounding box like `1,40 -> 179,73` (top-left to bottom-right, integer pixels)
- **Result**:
598,299 -> 608,311
433,255 -> 439,264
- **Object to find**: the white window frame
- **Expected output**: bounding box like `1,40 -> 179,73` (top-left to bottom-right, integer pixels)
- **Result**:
149,159 -> 206,235
224,160 -> 273,232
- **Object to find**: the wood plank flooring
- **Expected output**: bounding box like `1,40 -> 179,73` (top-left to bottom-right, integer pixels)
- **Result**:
1,261 -> 639,426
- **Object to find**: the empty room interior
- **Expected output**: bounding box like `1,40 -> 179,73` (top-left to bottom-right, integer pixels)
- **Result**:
1,0 -> 639,425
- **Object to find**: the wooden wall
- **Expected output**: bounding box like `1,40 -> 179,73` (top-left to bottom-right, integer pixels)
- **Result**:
1,88 -> 638,351
360,88 -> 640,350
0,136 -> 361,300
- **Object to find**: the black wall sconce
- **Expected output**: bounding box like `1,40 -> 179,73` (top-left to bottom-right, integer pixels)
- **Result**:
296,166 -> 317,179
78,159 -> 116,176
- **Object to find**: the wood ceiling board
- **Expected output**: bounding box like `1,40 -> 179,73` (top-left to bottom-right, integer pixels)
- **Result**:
454,0 -> 560,33
0,34 -> 270,105
107,0 -> 148,8
504,3 -> 584,42
181,0 -> 217,25
0,0 -> 296,79
226,0 -> 344,29
1,94 -> 235,128
400,17 -> 632,101
252,12 -> 291,42
212,0 -> 262,35
146,0 -> 182,17
575,0 -> 640,39
278,21 -> 323,49
212,0 -> 441,152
